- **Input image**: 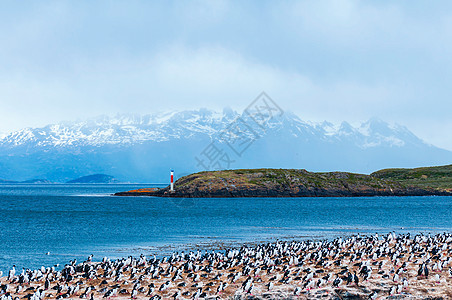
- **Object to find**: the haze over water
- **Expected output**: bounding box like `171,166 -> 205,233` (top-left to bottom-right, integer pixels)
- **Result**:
1,184 -> 451,273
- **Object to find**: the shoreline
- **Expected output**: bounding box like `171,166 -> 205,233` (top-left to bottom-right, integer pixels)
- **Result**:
114,188 -> 452,198
1,233 -> 451,299
2,227 -> 445,274
114,192 -> 452,198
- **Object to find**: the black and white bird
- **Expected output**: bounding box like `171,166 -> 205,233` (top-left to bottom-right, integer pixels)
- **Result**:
159,281 -> 170,292
130,288 -> 137,299
332,276 -> 342,287
172,290 -> 181,299
353,272 -> 359,285
389,285 -> 396,295
8,266 -> 15,282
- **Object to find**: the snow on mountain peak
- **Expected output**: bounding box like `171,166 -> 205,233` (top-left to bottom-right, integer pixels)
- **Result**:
0,109 -> 426,150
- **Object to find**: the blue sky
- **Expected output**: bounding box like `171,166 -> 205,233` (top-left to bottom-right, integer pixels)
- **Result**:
1,1 -> 452,150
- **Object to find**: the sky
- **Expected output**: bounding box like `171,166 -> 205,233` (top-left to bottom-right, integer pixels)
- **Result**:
1,0 -> 452,150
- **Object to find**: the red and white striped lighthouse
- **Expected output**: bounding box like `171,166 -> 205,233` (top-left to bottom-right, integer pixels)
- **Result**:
170,169 -> 174,191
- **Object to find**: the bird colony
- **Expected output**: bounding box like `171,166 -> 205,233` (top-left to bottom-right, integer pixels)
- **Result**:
1,233 -> 452,299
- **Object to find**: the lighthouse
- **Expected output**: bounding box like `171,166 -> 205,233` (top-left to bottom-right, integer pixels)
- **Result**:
170,169 -> 174,191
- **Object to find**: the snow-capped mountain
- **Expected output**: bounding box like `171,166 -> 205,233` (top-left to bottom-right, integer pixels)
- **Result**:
0,109 -> 450,182
0,109 -> 236,147
0,109 -> 422,149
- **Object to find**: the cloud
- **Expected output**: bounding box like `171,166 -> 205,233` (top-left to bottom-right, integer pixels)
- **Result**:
0,1 -> 451,151
0,44 -> 394,130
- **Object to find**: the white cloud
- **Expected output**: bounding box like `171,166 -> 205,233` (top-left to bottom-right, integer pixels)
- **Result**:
282,1 -> 430,50
0,1 -> 452,151
0,44 -> 394,132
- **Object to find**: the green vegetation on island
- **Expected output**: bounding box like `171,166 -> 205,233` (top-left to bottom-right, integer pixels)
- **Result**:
371,164 -> 452,191
115,165 -> 452,197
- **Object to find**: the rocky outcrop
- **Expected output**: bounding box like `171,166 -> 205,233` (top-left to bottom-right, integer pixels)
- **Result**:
114,168 -> 452,197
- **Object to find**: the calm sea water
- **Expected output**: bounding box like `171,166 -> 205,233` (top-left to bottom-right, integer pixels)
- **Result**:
1,184 -> 451,273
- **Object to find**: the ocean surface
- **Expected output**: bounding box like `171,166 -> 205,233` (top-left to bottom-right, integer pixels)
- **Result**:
1,184 -> 452,273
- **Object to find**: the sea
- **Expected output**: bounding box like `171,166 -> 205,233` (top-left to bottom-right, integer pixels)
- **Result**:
1,184 -> 452,273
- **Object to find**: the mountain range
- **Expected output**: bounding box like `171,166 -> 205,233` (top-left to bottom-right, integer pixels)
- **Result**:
0,108 -> 451,183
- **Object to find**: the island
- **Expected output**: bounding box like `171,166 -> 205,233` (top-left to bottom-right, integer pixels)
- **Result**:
0,178 -> 53,184
67,174 -> 119,184
114,165 -> 452,197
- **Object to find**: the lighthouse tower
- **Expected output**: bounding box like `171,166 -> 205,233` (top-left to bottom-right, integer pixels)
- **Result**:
170,169 -> 174,192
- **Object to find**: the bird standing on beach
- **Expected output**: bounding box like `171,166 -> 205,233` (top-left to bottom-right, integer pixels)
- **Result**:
242,276 -> 252,292
130,288 -> 137,299
216,282 -> 224,294
103,288 -> 116,298
147,285 -> 155,296
8,266 -> 15,282
332,276 -> 342,287
171,289 -> 181,299
353,271 -> 359,285
192,287 -> 202,299
15,285 -> 22,294
389,285 -> 396,295
418,264 -> 424,276
159,281 -> 170,292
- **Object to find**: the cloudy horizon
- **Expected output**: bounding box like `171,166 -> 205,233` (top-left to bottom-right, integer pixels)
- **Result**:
1,1 -> 452,150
